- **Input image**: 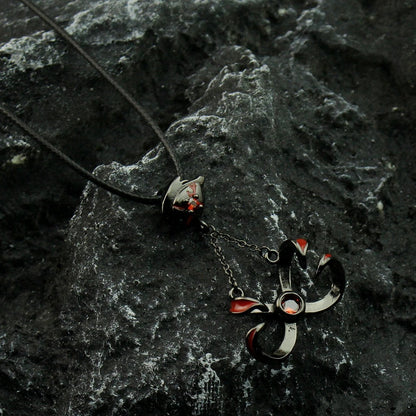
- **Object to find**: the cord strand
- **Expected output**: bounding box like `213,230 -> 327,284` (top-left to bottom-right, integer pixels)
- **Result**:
11,0 -> 182,176
0,104 -> 161,205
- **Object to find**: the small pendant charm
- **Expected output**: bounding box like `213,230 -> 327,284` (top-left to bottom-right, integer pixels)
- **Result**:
162,176 -> 205,223
230,239 -> 345,363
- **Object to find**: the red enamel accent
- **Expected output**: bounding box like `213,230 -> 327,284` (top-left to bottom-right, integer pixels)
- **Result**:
187,199 -> 203,212
296,238 -> 308,252
187,182 -> 197,197
230,299 -> 261,314
246,328 -> 257,355
318,253 -> 332,268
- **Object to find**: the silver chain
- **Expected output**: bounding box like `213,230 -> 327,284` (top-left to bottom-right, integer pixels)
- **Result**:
200,221 -> 279,298
207,231 -> 245,298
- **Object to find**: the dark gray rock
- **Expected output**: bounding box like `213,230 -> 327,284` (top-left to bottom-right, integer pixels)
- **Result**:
1,0 -> 415,415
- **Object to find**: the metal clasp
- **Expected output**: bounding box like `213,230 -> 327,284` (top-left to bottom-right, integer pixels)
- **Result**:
261,248 -> 279,264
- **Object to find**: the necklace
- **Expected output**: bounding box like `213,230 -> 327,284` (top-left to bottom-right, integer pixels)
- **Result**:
0,0 -> 346,364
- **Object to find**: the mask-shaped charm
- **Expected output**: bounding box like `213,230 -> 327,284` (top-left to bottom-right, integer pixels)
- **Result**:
162,176 -> 205,223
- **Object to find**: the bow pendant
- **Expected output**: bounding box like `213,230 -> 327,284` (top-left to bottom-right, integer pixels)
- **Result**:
230,239 -> 345,363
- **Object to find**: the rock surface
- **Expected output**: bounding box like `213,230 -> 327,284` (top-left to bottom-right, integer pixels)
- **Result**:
1,0 -> 415,415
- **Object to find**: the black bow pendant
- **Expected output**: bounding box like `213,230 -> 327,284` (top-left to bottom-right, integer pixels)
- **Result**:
230,239 -> 345,363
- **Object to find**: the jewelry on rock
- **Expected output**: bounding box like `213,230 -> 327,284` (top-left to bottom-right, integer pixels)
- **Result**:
0,0 -> 346,363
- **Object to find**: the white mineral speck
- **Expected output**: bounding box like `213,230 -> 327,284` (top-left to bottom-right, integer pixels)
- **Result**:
10,154 -> 27,164
377,201 -> 384,211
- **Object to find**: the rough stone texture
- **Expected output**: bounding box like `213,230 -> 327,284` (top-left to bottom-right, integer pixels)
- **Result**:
1,0 -> 415,415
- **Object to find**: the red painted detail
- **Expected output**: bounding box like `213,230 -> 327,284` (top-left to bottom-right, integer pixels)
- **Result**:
318,253 -> 332,269
187,182 -> 197,198
246,328 -> 257,355
230,299 -> 261,314
187,199 -> 203,212
296,238 -> 308,252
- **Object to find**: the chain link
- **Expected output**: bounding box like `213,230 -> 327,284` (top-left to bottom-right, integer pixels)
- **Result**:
200,221 -> 279,262
200,221 -> 279,298
207,231 -> 243,295
212,226 -> 264,253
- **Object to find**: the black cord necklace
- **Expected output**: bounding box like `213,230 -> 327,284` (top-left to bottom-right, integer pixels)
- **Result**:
0,0 -> 346,364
